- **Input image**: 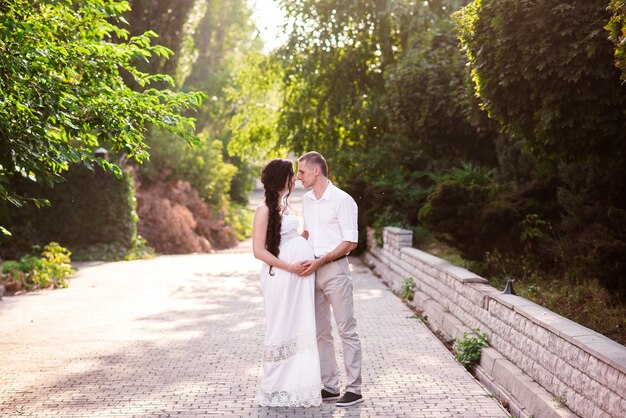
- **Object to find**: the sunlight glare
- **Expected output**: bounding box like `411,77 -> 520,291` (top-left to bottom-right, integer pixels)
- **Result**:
247,0 -> 288,53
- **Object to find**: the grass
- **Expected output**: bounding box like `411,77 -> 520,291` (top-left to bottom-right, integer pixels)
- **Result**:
419,241 -> 626,346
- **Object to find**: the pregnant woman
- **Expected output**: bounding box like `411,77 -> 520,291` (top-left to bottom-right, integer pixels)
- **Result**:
252,159 -> 321,407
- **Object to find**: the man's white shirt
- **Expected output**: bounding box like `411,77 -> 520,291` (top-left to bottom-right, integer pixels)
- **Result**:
302,181 -> 358,258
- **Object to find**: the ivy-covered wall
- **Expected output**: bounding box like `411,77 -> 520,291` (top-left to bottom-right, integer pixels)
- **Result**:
0,165 -> 137,260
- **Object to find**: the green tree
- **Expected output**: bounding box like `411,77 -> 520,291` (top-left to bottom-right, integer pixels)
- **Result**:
455,0 -> 626,298
139,0 -> 263,207
183,0 -> 262,204
122,0 -> 198,88
376,0 -> 498,227
607,0 -> 626,80
227,52 -> 284,161
0,0 -> 205,211
455,0 -> 626,161
272,0 -> 401,184
384,2 -> 497,171
229,0 -> 406,233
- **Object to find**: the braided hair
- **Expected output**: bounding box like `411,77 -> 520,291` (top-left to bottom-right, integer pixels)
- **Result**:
261,159 -> 294,274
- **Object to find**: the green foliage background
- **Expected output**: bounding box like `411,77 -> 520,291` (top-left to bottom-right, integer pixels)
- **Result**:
0,165 -> 138,260
226,0 -> 626,302
0,0 -> 204,210
2,0 -> 625,304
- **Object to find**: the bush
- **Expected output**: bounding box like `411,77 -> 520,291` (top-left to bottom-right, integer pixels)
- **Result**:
142,129 -> 237,208
225,203 -> 254,241
607,0 -> 626,80
401,277 -> 416,300
454,0 -> 626,301
454,328 -> 488,371
0,165 -> 139,260
1,242 -> 74,292
30,242 -> 74,289
420,163 -> 564,272
418,164 -> 502,260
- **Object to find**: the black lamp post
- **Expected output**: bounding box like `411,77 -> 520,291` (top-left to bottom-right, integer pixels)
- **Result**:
502,277 -> 517,295
95,147 -> 108,160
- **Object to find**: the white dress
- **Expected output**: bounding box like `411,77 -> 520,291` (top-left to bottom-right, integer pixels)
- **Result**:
257,214 -> 322,407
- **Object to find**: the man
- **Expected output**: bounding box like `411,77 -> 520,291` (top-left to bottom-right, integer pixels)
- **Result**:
297,151 -> 363,407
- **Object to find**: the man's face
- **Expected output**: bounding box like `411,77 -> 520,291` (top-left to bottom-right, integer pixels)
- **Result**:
297,160 -> 316,188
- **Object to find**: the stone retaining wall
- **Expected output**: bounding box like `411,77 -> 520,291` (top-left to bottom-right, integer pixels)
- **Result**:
363,227 -> 626,418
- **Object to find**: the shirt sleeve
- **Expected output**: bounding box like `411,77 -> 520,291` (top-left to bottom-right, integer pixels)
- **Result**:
302,197 -> 309,232
337,195 -> 359,243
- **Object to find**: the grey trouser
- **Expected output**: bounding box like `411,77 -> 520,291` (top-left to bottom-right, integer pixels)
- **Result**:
315,257 -> 362,394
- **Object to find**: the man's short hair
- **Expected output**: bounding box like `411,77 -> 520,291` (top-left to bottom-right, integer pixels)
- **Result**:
298,151 -> 328,177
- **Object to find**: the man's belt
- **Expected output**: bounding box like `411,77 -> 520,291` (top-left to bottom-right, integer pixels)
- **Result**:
315,255 -> 347,263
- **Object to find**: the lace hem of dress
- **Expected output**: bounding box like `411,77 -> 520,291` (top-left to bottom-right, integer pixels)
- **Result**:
257,384 -> 322,407
263,333 -> 317,363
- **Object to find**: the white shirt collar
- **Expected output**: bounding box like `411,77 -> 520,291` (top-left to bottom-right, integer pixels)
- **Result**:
306,180 -> 334,202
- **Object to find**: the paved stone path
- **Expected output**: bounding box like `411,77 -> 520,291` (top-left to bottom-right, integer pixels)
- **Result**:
0,250 -> 508,417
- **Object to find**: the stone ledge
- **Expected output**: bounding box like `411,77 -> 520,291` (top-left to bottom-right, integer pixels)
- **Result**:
488,357 -> 577,418
369,226 -> 626,417
490,293 -> 626,375
475,364 -> 532,418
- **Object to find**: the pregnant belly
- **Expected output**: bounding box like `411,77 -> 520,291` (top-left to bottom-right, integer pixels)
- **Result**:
279,235 -> 314,264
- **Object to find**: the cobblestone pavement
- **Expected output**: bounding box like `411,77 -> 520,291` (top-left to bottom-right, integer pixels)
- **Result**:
0,251 -> 508,417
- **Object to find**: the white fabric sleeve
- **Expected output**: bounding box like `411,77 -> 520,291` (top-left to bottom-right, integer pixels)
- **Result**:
302,197 -> 309,232
337,196 -> 359,243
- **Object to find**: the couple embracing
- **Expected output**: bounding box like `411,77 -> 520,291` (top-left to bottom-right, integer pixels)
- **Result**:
252,151 -> 363,408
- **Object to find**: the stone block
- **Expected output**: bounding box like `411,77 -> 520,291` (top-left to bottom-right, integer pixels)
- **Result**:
591,405 -> 612,418
574,392 -> 596,418
617,371 -> 626,398
422,298 -> 445,330
441,310 -> 466,339
588,355 -> 599,379
402,247 -> 447,268
480,347 -> 503,376
546,331 -> 562,355
487,301 -> 506,324
607,390 -> 623,418
394,256 -> 415,277
593,360 -> 609,387
491,357 -> 577,418
540,345 -> 559,374
486,315 -> 509,342
444,264 -> 488,284
551,375 -> 568,401
492,357 -> 527,393
569,369 -> 583,393
555,359 -> 573,386
413,290 -> 430,309
593,383 -> 611,411
458,284 -> 486,308
531,361 -> 553,390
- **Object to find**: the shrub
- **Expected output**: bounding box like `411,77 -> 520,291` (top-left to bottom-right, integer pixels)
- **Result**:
1,242 -> 74,292
0,165 -> 138,260
30,242 -> 74,289
607,0 -> 626,80
454,328 -> 488,371
401,277 -> 416,300
418,164 -> 502,261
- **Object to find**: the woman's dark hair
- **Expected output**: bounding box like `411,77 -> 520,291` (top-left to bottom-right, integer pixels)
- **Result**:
261,159 -> 294,266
